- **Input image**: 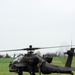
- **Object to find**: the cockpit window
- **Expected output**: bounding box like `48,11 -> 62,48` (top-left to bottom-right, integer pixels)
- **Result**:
12,54 -> 23,63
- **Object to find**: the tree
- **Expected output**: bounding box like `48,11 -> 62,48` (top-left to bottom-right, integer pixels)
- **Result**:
0,55 -> 3,58
5,54 -> 11,58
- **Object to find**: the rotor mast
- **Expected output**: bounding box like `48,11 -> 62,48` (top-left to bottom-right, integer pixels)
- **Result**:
27,45 -> 34,54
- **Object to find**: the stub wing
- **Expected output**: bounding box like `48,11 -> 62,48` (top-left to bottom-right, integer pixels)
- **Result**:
71,67 -> 75,71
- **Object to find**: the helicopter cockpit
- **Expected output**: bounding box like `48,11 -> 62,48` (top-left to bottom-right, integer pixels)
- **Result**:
12,54 -> 23,63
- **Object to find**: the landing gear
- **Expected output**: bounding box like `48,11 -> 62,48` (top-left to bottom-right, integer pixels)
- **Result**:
30,72 -> 35,75
31,72 -> 35,75
17,69 -> 23,75
71,72 -> 73,75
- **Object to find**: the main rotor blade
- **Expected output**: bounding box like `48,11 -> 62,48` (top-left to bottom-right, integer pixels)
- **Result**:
0,49 -> 23,52
0,48 -> 40,52
39,45 -> 75,49
0,45 -> 75,52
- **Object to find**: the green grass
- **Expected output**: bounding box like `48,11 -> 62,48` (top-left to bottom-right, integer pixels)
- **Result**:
0,57 -> 75,75
52,56 -> 75,66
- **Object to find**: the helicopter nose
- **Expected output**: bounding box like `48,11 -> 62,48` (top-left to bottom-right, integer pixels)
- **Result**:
9,65 -> 18,72
9,63 -> 18,72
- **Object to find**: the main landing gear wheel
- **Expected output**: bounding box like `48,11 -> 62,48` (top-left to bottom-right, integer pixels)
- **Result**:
30,72 -> 35,75
18,69 -> 23,75
31,72 -> 35,75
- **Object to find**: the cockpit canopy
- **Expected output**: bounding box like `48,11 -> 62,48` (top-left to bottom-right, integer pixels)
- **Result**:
12,54 -> 23,63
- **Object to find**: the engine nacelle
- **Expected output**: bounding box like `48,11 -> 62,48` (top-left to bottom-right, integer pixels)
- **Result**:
43,55 -> 53,63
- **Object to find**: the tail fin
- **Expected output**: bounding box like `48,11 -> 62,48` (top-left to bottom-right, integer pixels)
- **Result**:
65,48 -> 74,67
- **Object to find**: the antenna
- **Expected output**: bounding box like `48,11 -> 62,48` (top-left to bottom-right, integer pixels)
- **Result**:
71,38 -> 72,48
71,32 -> 73,48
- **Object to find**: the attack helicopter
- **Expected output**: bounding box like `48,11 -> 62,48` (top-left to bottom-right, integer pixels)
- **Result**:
0,45 -> 75,75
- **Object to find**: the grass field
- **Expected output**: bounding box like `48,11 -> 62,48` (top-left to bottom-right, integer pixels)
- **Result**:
0,56 -> 75,75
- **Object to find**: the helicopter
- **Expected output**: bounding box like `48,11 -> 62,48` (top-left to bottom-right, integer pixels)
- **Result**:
0,45 -> 75,75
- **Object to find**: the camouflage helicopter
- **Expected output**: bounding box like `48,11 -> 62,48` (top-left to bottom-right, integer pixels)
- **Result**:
0,45 -> 75,75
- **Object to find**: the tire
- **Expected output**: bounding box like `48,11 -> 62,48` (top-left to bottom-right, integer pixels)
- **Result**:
18,69 -> 23,75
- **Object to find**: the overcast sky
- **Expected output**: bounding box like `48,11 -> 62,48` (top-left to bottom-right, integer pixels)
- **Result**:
0,0 -> 75,55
